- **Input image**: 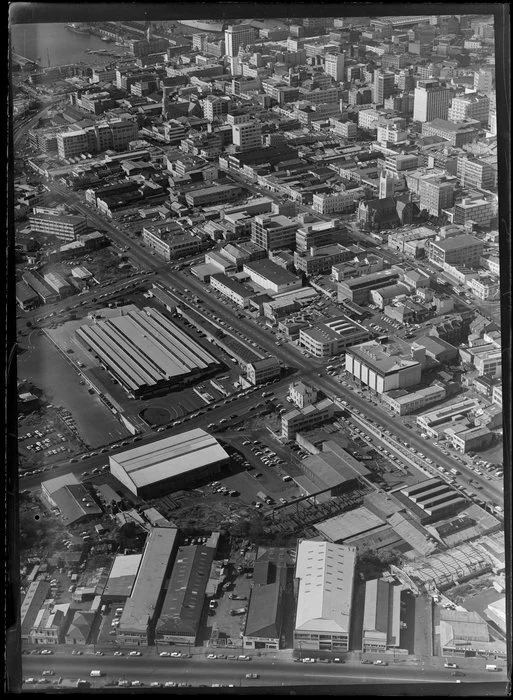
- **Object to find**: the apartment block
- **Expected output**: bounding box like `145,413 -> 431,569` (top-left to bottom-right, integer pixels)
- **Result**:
281,399 -> 335,440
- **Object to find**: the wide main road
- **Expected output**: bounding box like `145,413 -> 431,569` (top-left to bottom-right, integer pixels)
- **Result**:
313,373 -> 503,504
158,269 -> 318,373
36,182 -> 503,504
22,654 -> 503,688
154,272 -> 503,501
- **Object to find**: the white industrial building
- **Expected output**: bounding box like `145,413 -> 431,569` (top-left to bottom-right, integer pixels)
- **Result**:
293,540 -> 356,652
109,429 -> 230,498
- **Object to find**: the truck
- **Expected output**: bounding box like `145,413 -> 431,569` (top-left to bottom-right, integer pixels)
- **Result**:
485,664 -> 498,672
449,468 -> 460,476
228,593 -> 247,601
256,491 -> 268,503
230,607 -> 247,616
89,670 -> 103,677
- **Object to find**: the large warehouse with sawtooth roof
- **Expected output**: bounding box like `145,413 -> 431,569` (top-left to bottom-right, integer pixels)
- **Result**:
76,306 -> 219,397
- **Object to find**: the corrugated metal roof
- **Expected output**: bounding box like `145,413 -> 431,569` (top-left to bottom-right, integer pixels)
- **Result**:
245,582 -> 281,638
156,545 -> 215,637
118,529 -> 178,634
294,540 -> 356,634
110,429 -> 229,488
76,307 -> 218,393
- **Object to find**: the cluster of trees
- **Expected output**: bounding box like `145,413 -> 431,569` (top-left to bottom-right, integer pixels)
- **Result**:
19,510 -> 53,553
356,547 -> 404,581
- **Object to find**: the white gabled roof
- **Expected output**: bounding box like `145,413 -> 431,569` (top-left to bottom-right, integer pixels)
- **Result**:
110,429 -> 229,488
294,540 -> 357,634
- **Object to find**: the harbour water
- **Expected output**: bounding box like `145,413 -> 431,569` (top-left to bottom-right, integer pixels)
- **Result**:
10,22 -> 119,67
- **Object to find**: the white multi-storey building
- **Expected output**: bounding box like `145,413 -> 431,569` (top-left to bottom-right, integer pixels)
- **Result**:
312,190 -> 364,215
232,120 -> 262,152
224,24 -> 258,56
324,52 -> 345,82
413,80 -> 453,122
448,92 -> 490,126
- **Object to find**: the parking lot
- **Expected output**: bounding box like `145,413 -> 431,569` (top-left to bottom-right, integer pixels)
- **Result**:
18,332 -> 130,448
203,568 -> 254,647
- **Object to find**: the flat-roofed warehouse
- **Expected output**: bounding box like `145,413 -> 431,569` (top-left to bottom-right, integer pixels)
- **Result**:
109,429 -> 230,498
103,554 -> 143,601
116,528 -> 179,646
76,306 -> 219,397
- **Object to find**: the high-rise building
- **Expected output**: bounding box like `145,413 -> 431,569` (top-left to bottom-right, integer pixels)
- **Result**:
232,120 -> 262,152
473,67 -> 494,94
251,214 -> 298,251
419,176 -> 455,217
413,80 -> 453,122
202,95 -> 231,122
373,71 -> 395,104
456,157 -> 496,190
324,52 -> 345,82
224,24 -> 258,57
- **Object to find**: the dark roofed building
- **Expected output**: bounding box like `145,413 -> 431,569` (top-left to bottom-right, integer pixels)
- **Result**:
253,547 -> 295,589
50,484 -> 103,526
357,194 -> 416,231
155,545 -> 215,645
243,582 -> 283,650
65,610 -> 97,645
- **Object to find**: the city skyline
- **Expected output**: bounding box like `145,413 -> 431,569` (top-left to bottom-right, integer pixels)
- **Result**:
7,6 -> 510,695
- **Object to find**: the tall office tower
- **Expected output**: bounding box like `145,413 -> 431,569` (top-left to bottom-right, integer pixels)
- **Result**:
413,79 -> 453,122
324,52 -> 345,82
224,24 -> 258,57
373,71 -> 395,105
